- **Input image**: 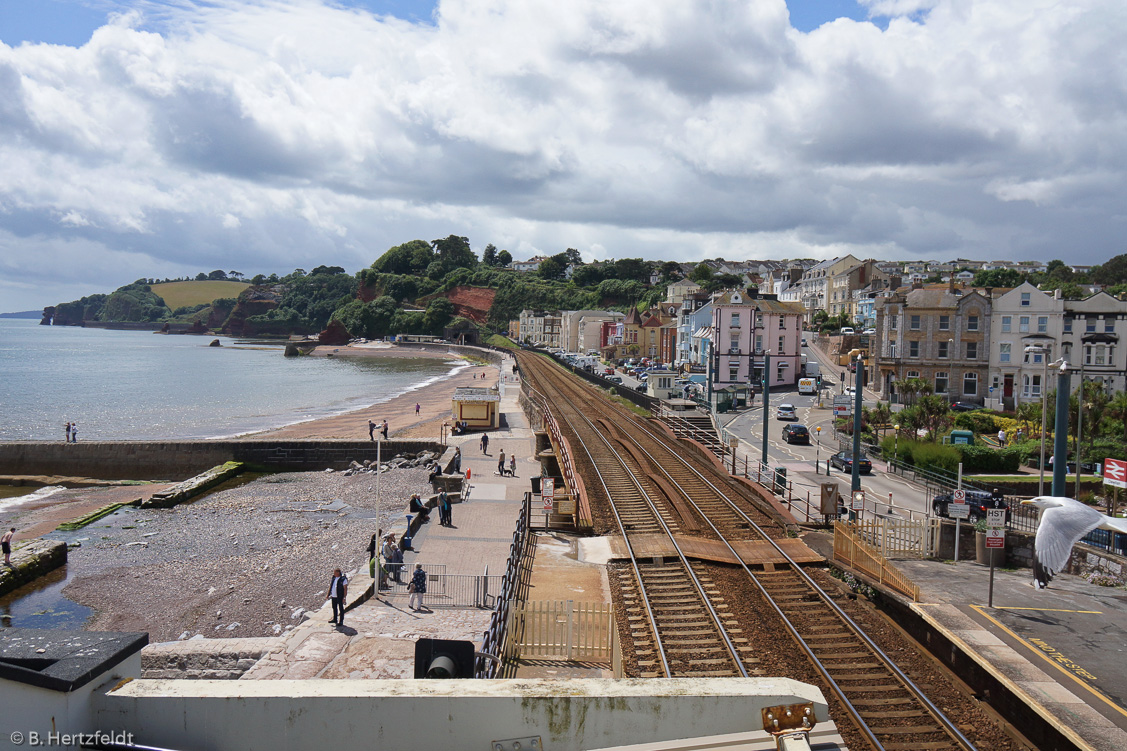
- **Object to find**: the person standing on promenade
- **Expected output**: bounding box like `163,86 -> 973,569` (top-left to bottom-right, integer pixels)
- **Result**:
382,419 -> 389,440
368,420 -> 376,441
453,447 -> 462,474
498,448 -> 506,476
65,422 -> 71,442
408,563 -> 427,612
509,453 -> 516,477
327,568 -> 348,626
481,432 -> 489,454
2,528 -> 14,565
71,424 -> 78,442
438,490 -> 451,526
366,531 -> 381,578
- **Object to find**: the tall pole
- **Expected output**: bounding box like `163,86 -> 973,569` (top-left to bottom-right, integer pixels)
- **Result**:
1052,363 -> 1071,496
851,353 -> 864,493
1076,357 -> 1085,500
762,351 -> 771,464
1039,354 -> 1049,496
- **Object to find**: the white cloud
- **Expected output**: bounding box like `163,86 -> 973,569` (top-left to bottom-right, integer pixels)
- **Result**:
1,0 -> 1126,311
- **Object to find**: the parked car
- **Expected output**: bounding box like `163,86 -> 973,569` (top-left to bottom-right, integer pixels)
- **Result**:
862,328 -> 876,335
606,375 -> 623,384
950,401 -> 982,412
781,424 -> 810,444
801,338 -> 807,347
776,404 -> 797,420
841,327 -> 855,335
932,490 -> 1009,522
635,383 -> 647,391
604,367 -> 615,375
638,373 -> 648,382
830,451 -> 872,473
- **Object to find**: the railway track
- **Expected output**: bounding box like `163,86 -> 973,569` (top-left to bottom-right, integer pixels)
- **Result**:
516,351 -> 978,751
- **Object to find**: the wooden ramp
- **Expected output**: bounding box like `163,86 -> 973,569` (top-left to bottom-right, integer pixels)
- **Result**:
608,534 -> 823,565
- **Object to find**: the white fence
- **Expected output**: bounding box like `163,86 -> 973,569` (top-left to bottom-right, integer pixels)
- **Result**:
852,518 -> 942,558
506,600 -> 618,663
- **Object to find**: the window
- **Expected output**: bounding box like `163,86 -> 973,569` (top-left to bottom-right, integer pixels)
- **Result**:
1037,316 -> 1048,333
890,316 -> 898,330
1087,317 -> 1097,333
889,343 -> 897,358
935,372 -> 949,394
966,342 -> 978,359
1032,374 -> 1042,397
910,315 -> 921,330
1001,316 -> 1011,333
939,315 -> 950,331
729,364 -> 739,382
907,371 -> 920,379
1085,345 -> 1091,365
729,337 -> 739,354
1096,345 -> 1107,366
938,341 -> 949,358
1021,292 -> 1030,306
778,336 -> 785,354
730,313 -> 740,327
999,343 -> 1011,363
1026,349 -> 1043,364
755,335 -> 763,351
968,315 -> 979,331
778,317 -> 785,329
777,366 -> 785,382
909,340 -> 920,357
1107,318 -> 1116,333
1064,317 -> 1073,333
963,372 -> 978,396
1019,316 -> 1029,333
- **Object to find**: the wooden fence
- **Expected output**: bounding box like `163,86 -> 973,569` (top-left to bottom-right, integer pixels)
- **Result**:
833,521 -> 921,601
506,600 -> 618,664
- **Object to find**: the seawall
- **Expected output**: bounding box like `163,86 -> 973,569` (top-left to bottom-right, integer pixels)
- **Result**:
0,440 -> 443,482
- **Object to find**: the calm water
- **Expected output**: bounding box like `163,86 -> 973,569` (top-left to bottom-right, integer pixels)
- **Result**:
0,319 -> 463,440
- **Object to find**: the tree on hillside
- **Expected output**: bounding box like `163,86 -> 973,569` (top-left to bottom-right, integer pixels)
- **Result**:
610,258 -> 649,280
571,263 -> 604,287
538,254 -> 568,281
432,235 -> 477,273
497,249 -> 512,267
195,272 -> 208,281
690,263 -> 713,285
565,248 -> 583,267
423,297 -> 455,334
372,239 -> 431,275
208,270 -> 228,280
1091,254 -> 1127,286
660,261 -> 683,281
972,268 -> 1023,288
482,244 -> 498,267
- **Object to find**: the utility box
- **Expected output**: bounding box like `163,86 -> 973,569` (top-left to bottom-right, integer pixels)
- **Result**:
820,482 -> 841,516
949,429 -> 975,445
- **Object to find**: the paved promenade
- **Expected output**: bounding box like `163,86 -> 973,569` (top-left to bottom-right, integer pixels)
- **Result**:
244,356 -> 537,680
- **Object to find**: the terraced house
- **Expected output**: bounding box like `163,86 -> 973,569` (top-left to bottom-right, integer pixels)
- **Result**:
873,282 -> 992,405
710,290 -> 805,393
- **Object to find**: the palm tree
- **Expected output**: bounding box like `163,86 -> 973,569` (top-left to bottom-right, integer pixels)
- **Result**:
1016,401 -> 1041,439
1106,391 -> 1127,444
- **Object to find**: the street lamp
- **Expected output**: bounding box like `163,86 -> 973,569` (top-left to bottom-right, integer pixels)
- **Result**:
815,426 -> 822,474
892,423 -> 901,473
761,350 -> 772,464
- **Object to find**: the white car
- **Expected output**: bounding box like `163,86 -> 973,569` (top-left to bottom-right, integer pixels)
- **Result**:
776,404 -> 798,420
862,328 -> 876,335
840,327 -> 855,335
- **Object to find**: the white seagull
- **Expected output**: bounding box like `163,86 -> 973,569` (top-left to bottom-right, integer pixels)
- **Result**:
1022,496 -> 1127,588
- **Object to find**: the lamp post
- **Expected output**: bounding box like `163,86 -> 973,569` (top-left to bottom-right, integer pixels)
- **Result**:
1025,345 -> 1051,496
892,423 -> 901,473
1053,360 -> 1071,497
850,352 -> 864,494
815,426 -> 822,474
761,350 -> 772,465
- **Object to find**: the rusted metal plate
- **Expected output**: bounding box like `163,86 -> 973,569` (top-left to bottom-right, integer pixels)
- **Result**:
605,535 -> 823,565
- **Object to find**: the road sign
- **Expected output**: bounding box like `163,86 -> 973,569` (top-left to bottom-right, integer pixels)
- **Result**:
986,529 -> 1005,548
851,490 -> 865,511
1104,458 -> 1127,489
541,478 -> 555,511
986,509 -> 1006,529
953,489 -> 966,503
948,503 -> 970,520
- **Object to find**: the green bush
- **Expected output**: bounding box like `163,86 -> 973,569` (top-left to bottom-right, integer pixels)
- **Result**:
956,444 -> 1023,473
953,411 -> 997,434
908,441 -> 960,475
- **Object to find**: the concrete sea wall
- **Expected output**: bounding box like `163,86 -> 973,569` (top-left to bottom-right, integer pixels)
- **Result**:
0,440 -> 444,481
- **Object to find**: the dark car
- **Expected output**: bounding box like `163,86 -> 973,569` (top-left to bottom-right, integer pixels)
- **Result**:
932,490 -> 1009,522
830,451 -> 872,474
950,401 -> 982,412
782,424 -> 810,444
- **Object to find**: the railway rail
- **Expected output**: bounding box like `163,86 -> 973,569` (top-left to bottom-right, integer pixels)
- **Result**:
516,350 -> 979,751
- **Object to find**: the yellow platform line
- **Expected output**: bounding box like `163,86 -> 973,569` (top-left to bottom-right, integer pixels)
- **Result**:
969,604 -> 1127,721
993,606 -> 1103,614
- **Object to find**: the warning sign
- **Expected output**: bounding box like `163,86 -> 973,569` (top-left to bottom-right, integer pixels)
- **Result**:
986,529 -> 1005,549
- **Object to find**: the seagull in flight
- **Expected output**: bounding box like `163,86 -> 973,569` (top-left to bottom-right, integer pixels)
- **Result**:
1021,496 -> 1127,588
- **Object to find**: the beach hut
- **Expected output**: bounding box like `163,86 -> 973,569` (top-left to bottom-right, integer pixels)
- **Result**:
452,387 -> 502,429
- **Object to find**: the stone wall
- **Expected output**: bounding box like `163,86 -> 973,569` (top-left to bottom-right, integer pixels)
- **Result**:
0,540 -> 67,597
141,638 -> 281,680
0,440 -> 444,481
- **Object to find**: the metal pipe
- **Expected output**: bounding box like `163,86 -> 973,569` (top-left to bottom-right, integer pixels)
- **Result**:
1053,362 -> 1071,496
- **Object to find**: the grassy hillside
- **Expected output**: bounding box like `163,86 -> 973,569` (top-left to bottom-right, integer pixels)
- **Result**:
152,281 -> 250,309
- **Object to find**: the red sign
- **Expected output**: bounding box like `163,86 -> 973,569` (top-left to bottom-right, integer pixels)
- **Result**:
1104,458 -> 1127,489
986,529 -> 1005,548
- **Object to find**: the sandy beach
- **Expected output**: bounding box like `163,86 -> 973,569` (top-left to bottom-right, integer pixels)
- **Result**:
254,344 -> 500,441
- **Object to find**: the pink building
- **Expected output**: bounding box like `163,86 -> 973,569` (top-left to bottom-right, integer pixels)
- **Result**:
711,291 -> 805,392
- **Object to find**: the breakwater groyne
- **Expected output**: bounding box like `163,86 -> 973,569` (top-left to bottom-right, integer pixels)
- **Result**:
0,440 -> 443,481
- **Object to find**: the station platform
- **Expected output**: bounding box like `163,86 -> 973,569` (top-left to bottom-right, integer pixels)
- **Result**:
244,354 -> 546,680
888,558 -> 1127,751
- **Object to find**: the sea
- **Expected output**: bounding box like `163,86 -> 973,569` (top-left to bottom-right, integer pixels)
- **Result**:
0,318 -> 464,441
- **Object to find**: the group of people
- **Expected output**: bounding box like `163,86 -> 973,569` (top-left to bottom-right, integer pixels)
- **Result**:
64,421 -> 78,442
368,419 -> 389,441
497,449 -> 516,477
451,420 -> 469,435
367,530 -> 406,590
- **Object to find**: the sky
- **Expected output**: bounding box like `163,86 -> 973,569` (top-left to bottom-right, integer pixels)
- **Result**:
1,0 -> 1124,311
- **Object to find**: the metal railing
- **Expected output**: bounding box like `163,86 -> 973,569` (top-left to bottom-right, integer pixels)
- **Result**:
475,492 -> 532,678
381,565 -> 503,609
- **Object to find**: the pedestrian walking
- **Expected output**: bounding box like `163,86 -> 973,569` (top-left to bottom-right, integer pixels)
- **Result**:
382,419 -> 389,439
408,563 -> 427,611
366,531 -> 380,578
1015,427 -> 1025,442
415,402 -> 421,415
481,432 -> 489,454
326,568 -> 348,626
497,449 -> 506,476
380,534 -> 399,587
438,490 -> 451,526
453,446 -> 462,474
2,528 -> 14,566
368,420 -> 376,441
997,428 -> 1006,448
509,453 -> 516,477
